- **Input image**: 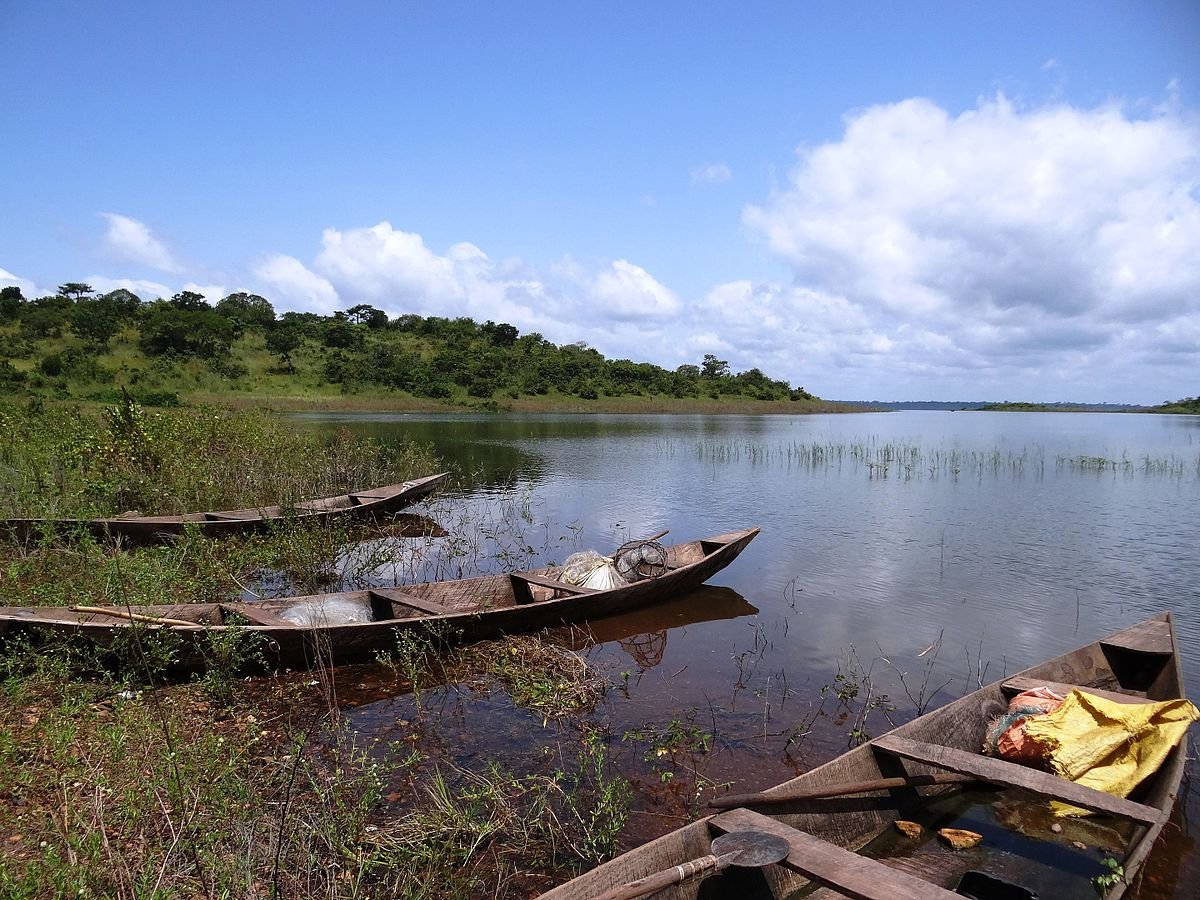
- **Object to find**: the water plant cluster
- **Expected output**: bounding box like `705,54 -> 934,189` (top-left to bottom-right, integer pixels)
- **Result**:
691,438 -> 1199,481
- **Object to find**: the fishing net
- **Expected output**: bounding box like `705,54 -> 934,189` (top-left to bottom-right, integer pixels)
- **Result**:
612,539 -> 668,581
561,551 -> 623,588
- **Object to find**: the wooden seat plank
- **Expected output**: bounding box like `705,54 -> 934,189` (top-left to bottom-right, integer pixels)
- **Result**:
710,808 -> 963,900
872,735 -> 1158,823
367,588 -> 456,617
1100,620 -> 1172,654
1001,676 -> 1149,705
204,512 -> 260,521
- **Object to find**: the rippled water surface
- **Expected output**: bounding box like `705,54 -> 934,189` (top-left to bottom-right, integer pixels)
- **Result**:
295,410 -> 1200,897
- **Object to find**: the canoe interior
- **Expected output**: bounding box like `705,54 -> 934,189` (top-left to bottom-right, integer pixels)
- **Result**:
538,614 -> 1187,900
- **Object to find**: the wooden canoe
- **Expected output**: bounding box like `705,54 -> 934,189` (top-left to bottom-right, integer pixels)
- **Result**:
540,613 -> 1189,900
0,472 -> 449,545
0,527 -> 759,672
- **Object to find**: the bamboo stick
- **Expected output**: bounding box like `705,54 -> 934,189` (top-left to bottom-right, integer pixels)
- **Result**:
69,606 -> 201,628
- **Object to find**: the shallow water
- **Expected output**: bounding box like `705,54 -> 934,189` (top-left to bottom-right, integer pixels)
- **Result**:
293,409 -> 1200,897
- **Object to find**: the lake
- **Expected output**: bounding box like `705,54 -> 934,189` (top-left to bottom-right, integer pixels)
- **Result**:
295,409 -> 1200,897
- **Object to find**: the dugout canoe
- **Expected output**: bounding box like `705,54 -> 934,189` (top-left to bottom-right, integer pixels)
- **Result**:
0,527 -> 759,672
541,613 -> 1188,900
0,472 -> 449,545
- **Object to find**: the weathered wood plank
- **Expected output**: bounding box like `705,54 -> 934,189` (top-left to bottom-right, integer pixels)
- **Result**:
368,588 -> 455,617
710,808 -> 963,900
1001,676 -> 1148,705
872,735 -> 1158,823
1099,620 -> 1172,654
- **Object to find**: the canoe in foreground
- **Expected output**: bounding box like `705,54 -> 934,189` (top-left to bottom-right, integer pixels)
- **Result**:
541,613 -> 1188,900
0,527 -> 760,671
0,472 -> 449,545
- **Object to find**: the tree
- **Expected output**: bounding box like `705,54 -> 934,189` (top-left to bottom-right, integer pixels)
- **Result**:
216,292 -> 275,329
20,306 -> 67,339
322,318 -> 363,349
57,283 -> 94,301
71,299 -> 121,347
99,288 -> 143,319
481,321 -> 519,347
140,308 -> 233,357
700,354 -> 730,379
265,324 -> 304,371
0,286 -> 25,320
169,290 -> 209,311
344,304 -> 387,328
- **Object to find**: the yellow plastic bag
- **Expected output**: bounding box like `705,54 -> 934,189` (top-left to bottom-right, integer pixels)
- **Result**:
1021,690 -> 1198,816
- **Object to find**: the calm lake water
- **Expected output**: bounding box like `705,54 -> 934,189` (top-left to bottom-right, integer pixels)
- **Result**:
295,410 -> 1200,897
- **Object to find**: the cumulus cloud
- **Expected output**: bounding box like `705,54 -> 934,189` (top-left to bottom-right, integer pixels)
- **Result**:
0,266 -> 41,298
253,223 -> 683,353
742,94 -> 1200,397
590,260 -> 682,320
690,162 -> 732,184
99,213 -> 181,272
254,255 -> 340,313
86,276 -> 173,300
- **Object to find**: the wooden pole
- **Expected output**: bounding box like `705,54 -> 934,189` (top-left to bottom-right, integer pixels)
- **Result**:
708,773 -> 975,809
69,606 -> 200,628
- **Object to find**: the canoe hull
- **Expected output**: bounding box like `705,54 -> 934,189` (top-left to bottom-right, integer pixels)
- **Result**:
0,528 -> 760,672
0,473 -> 448,545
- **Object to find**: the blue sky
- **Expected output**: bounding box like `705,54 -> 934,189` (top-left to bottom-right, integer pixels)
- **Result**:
2,1 -> 1198,403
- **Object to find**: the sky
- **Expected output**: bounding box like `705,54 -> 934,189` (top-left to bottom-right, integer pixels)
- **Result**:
2,1 -> 1198,403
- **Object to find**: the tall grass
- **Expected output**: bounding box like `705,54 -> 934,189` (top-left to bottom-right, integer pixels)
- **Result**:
0,397 -> 438,520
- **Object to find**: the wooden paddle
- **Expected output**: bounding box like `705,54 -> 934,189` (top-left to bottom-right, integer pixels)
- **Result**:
708,772 -> 976,809
594,830 -> 790,900
69,605 -> 200,628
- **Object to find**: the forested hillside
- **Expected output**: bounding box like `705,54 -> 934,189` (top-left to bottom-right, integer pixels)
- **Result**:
1152,395 -> 1200,414
0,283 -> 821,409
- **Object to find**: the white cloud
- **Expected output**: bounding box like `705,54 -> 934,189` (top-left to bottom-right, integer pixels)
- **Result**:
314,222 -> 463,306
254,255 -> 340,313
0,267 -> 41,299
742,94 -> 1200,398
86,276 -> 173,300
99,213 -> 181,272
590,260 -> 682,320
690,162 -> 732,184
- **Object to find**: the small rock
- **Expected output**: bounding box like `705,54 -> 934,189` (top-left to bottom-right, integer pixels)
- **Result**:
895,820 -> 923,839
937,828 -> 983,850
1073,840 -> 1088,850
1050,823 -> 1063,834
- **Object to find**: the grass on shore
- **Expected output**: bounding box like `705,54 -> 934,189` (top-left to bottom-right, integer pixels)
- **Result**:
0,399 -> 632,898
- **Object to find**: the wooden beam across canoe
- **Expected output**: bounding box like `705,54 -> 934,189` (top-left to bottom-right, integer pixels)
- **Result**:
871,734 -> 1159,823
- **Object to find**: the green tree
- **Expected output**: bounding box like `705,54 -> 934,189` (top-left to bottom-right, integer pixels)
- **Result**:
700,354 -> 730,379
56,282 -> 94,301
71,298 -> 121,347
0,286 -> 25,320
265,324 -> 304,371
216,292 -> 275,329
140,308 -> 233,357
169,290 -> 210,311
